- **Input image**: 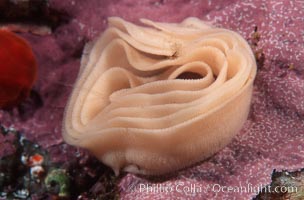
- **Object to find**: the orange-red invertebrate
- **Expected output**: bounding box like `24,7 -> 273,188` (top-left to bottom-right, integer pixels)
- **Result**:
0,29 -> 37,108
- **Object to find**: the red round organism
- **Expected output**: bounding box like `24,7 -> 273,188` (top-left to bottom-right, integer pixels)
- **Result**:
0,29 -> 37,108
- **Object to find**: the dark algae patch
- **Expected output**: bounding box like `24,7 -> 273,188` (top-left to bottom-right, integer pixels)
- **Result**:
0,125 -> 120,199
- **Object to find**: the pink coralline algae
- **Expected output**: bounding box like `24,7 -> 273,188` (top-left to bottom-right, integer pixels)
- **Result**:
0,0 -> 303,199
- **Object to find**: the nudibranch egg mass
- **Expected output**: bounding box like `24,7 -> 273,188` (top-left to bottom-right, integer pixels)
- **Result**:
62,17 -> 257,175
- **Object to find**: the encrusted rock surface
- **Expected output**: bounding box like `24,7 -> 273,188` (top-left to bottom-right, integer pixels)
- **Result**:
0,0 -> 303,199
